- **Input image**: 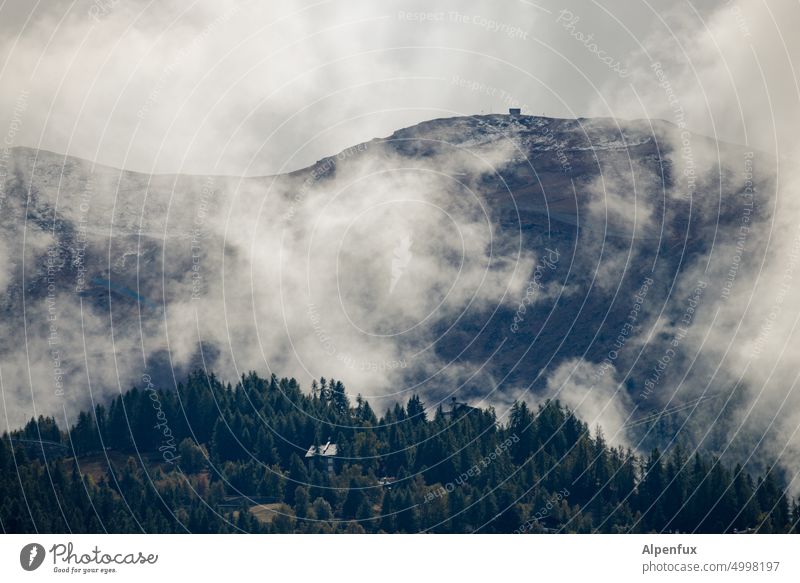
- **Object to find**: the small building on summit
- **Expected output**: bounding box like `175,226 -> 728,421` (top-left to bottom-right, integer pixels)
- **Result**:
509,108 -> 522,116
305,439 -> 338,474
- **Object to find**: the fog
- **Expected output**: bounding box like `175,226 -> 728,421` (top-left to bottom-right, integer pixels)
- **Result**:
1,0 -> 799,490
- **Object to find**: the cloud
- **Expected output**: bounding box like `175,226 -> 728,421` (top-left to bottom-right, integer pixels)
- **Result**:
0,0 -> 559,177
586,0 -> 800,484
2,0 -> 799,494
0,120 -> 537,430
545,358 -> 633,448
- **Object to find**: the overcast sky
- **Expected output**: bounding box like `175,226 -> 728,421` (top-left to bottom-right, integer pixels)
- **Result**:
0,0 -> 796,176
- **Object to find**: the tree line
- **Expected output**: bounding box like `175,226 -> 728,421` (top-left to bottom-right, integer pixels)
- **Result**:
1,370 -> 797,533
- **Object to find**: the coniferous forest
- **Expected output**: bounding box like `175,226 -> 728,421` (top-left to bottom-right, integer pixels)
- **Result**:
1,371 -> 797,534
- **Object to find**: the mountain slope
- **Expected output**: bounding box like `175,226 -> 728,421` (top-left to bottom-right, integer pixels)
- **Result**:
0,115 -> 773,463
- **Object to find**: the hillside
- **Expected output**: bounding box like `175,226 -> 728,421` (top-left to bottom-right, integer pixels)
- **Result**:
0,114 -> 773,463
1,370 -> 795,534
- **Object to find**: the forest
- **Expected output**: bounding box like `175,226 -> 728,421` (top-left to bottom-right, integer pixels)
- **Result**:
1,370 -> 798,534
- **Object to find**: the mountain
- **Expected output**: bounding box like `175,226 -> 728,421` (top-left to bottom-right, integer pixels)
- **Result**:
0,114 -> 773,462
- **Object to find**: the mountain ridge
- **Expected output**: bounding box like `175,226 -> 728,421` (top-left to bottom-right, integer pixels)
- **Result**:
0,114 -> 774,470
7,113 -> 760,181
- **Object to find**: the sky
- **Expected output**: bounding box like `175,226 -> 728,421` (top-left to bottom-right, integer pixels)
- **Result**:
3,0 -> 793,178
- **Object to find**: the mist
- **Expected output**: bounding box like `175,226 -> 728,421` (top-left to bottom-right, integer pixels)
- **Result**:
1,0 -> 799,495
